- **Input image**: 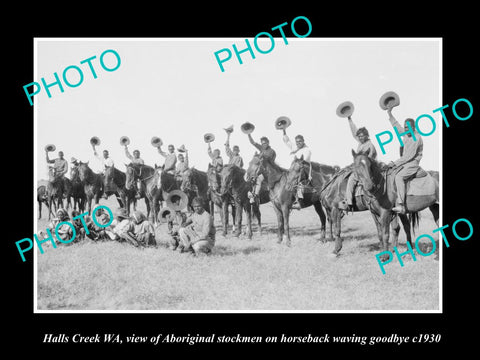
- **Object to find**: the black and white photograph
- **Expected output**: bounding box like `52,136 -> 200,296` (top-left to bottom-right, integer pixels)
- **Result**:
34,38 -> 441,312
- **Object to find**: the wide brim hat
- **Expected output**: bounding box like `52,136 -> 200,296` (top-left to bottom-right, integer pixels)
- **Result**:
115,207 -> 129,219
204,133 -> 215,143
90,136 -> 101,146
177,144 -> 187,153
151,136 -> 163,148
336,101 -> 355,118
45,144 -> 56,152
240,122 -> 255,134
158,207 -> 172,223
71,157 -> 78,163
275,116 -> 291,130
223,125 -> 234,133
379,91 -> 400,110
166,190 -> 189,211
120,136 -> 130,146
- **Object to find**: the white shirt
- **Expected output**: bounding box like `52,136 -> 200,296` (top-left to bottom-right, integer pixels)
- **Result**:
94,152 -> 115,169
283,135 -> 312,162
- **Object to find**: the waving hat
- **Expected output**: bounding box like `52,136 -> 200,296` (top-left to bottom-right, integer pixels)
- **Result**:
44,144 -> 56,152
223,125 -> 234,133
240,122 -> 255,134
177,144 -> 187,153
336,101 -> 355,118
120,136 -> 130,146
275,116 -> 291,130
204,133 -> 215,143
90,136 -> 101,147
151,136 -> 163,148
166,190 -> 189,211
379,91 -> 400,110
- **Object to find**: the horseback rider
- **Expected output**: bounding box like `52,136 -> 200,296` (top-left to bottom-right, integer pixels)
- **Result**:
225,131 -> 244,168
246,133 -> 276,204
282,129 -> 312,210
175,145 -> 189,181
124,146 -> 144,198
339,115 -> 378,211
387,108 -> 423,214
93,148 -> 114,173
158,144 -> 177,174
207,143 -> 224,173
46,150 -> 68,185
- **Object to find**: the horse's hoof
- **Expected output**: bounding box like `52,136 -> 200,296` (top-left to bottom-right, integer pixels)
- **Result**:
327,252 -> 339,259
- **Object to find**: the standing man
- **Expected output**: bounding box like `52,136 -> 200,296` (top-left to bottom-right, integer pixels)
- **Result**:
46,150 -> 68,183
340,115 -> 378,211
387,108 -> 423,214
282,128 -> 312,209
246,133 -> 276,203
158,144 -> 177,174
207,143 -> 224,173
178,197 -> 216,255
225,131 -> 244,168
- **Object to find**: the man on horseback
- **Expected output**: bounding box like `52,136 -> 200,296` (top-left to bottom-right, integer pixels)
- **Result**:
207,143 -> 224,173
175,146 -> 189,181
339,115 -> 378,211
246,134 -> 276,204
387,108 -> 423,214
158,144 -> 177,174
93,149 -> 114,172
282,130 -> 312,210
124,146 -> 144,198
46,150 -> 68,184
225,131 -> 244,168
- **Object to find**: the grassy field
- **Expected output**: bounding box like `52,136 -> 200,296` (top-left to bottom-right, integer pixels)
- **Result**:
36,197 -> 440,311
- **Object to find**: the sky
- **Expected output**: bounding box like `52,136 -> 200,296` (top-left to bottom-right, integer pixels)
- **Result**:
35,38 -> 441,180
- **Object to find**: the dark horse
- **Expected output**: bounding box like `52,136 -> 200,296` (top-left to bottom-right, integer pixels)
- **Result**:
125,163 -> 161,222
205,164 -> 237,236
247,154 -> 334,246
220,164 -> 263,239
352,149 -> 439,260
104,166 -> 137,215
77,161 -> 104,214
46,167 -> 64,220
180,167 -> 211,213
295,162 -> 408,255
70,165 -> 86,212
154,165 -> 181,208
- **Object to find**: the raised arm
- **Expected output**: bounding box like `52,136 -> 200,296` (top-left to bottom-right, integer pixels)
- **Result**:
387,108 -> 404,134
282,133 -> 294,151
247,134 -> 262,152
347,116 -> 360,142
207,144 -> 214,160
45,152 -> 55,164
157,146 -> 167,158
124,147 -> 133,161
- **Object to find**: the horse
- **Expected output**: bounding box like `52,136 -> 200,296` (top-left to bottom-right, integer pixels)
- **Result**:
299,162 -> 410,255
180,167 -> 211,213
77,161 -> 104,214
62,177 -> 73,210
125,163 -> 161,223
37,185 -> 49,219
154,164 -> 181,207
104,165 -> 137,215
206,164 -> 236,236
220,164 -> 262,239
46,167 -> 64,220
351,149 -> 439,260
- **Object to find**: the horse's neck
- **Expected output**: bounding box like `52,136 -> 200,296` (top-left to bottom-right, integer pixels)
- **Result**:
193,170 -> 208,192
139,166 -> 155,180
161,172 -> 176,190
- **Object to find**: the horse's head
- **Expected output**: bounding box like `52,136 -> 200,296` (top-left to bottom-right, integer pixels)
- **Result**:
125,163 -> 137,190
70,165 -> 79,180
77,161 -> 91,182
206,164 -> 220,192
352,149 -> 376,191
103,165 -> 117,192
154,164 -> 164,189
286,155 -> 308,189
246,152 -> 264,182
180,168 -> 193,192
220,165 -> 234,196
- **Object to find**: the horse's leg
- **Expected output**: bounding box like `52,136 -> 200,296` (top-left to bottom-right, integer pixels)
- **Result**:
233,201 -> 243,237
222,200 -> 228,236
378,210 -> 392,259
272,203 -> 284,244
231,203 -> 236,233
390,215 -> 400,248
313,201 -> 326,241
282,204 -> 291,247
399,213 -> 412,247
429,203 -> 439,227
331,206 -> 343,254
38,200 -> 42,220
253,202 -> 262,235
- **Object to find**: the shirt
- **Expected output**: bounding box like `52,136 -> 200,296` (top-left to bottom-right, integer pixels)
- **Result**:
47,157 -> 68,176
158,149 -> 177,172
175,153 -> 189,174
186,210 -> 216,244
348,119 -> 378,159
124,148 -> 144,165
208,147 -> 224,172
389,114 -> 423,166
248,135 -> 276,162
283,134 -> 312,162
225,144 -> 244,168
94,152 -> 115,169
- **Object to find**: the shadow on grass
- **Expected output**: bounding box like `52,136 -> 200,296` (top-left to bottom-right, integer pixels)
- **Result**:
212,245 -> 263,257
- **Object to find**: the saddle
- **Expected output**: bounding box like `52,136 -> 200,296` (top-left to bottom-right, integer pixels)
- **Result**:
389,166 -> 436,196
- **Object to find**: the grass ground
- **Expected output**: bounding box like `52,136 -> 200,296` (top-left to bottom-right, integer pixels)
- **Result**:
36,197 -> 440,311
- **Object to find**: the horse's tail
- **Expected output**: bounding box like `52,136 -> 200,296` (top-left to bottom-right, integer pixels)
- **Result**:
408,211 -> 420,234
